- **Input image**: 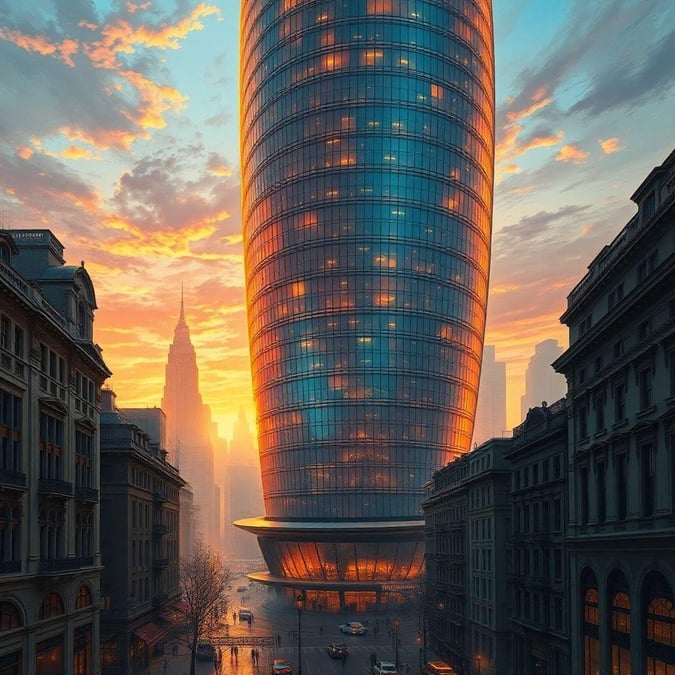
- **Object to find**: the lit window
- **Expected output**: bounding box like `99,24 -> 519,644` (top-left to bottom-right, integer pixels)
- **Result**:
362,49 -> 383,66
431,83 -> 444,99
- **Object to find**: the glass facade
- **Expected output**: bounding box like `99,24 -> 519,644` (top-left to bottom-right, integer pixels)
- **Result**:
239,0 -> 494,593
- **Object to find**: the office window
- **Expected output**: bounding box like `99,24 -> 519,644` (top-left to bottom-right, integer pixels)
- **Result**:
639,368 -> 653,410
596,461 -> 606,523
594,393 -> 605,432
614,383 -> 625,422
641,443 -> 655,517
616,454 -> 627,521
580,467 -> 589,524
579,404 -> 588,439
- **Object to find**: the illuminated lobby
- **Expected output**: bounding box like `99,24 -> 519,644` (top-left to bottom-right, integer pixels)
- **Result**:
237,0 -> 495,610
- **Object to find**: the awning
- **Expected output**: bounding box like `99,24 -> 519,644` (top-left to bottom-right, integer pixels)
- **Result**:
159,607 -> 185,624
133,622 -> 168,646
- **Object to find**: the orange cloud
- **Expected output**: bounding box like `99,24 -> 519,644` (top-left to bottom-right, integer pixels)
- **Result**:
497,127 -> 564,163
16,146 -> 33,160
60,145 -> 102,160
0,27 -> 79,67
82,3 -> 220,69
208,164 -> 233,177
506,86 -> 553,122
60,125 -> 145,152
127,1 -> 151,13
120,70 -> 187,130
598,137 -> 622,154
555,144 -> 589,164
502,163 -> 521,175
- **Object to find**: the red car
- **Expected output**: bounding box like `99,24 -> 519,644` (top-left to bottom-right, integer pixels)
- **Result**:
272,659 -> 292,675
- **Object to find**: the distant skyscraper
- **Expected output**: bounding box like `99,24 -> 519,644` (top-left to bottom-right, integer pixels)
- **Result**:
161,292 -> 217,546
473,345 -> 507,445
224,409 -> 264,560
520,339 -> 567,418
238,0 -> 495,606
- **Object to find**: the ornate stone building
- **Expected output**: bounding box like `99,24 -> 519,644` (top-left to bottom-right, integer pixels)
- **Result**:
0,229 -> 110,675
99,392 -> 185,674
554,150 -> 675,674
506,399 -> 570,674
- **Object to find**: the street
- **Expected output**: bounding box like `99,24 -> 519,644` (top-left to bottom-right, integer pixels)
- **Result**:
149,574 -> 429,675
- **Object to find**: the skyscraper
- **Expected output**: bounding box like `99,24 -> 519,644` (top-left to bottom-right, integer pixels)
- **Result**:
161,293 -> 217,547
238,0 -> 495,608
520,339 -> 567,418
473,344 -> 507,445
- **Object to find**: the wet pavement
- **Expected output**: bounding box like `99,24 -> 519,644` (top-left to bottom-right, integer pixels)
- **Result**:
147,574 -> 431,675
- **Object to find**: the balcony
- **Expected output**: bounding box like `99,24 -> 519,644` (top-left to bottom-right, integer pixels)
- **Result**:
38,556 -> 95,574
153,491 -> 168,503
0,470 -> 27,491
152,524 -> 169,537
38,479 -> 73,497
153,558 -> 169,569
75,486 -> 99,502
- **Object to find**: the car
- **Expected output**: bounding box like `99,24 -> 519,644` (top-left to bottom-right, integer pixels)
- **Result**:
236,584 -> 248,592
272,658 -> 292,675
239,607 -> 253,621
373,661 -> 398,675
339,621 -> 367,635
421,662 -> 456,675
327,642 -> 350,659
195,641 -> 215,662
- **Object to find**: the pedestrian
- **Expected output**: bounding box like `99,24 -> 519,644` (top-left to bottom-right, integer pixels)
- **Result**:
251,648 -> 256,661
248,615 -> 252,626
277,633 -> 281,647
255,648 -> 260,665
233,610 -> 237,623
172,642 -> 178,657
162,658 -> 167,675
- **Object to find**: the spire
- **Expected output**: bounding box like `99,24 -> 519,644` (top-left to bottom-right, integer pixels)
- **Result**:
179,283 -> 185,323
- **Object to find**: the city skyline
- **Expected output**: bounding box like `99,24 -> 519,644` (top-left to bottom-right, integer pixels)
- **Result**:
0,0 -> 674,437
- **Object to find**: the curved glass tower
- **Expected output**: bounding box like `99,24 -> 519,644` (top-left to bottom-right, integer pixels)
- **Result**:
237,0 -> 495,609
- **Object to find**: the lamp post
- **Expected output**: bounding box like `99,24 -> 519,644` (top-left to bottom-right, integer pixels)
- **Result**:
295,592 -> 306,675
393,619 -> 400,673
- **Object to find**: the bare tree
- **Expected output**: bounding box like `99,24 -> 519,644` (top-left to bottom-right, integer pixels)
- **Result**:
178,539 -> 232,675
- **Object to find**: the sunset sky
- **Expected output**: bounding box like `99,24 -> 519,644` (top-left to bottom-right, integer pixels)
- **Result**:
1,0 -> 674,441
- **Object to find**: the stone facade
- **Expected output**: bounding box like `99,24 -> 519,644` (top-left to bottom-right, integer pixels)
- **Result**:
99,391 -> 185,674
0,229 -> 110,675
554,151 -> 675,674
507,399 -> 570,674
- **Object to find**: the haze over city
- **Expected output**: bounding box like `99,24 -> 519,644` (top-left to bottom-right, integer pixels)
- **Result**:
1,0 -> 674,437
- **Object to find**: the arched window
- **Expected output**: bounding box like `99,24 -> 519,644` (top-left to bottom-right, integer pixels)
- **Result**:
644,572 -> 675,674
0,601 -> 23,631
76,584 -> 92,609
582,569 -> 600,675
608,570 -> 631,675
38,591 -> 64,620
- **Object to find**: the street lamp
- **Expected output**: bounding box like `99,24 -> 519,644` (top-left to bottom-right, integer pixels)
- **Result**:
295,592 -> 306,675
393,618 -> 400,673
